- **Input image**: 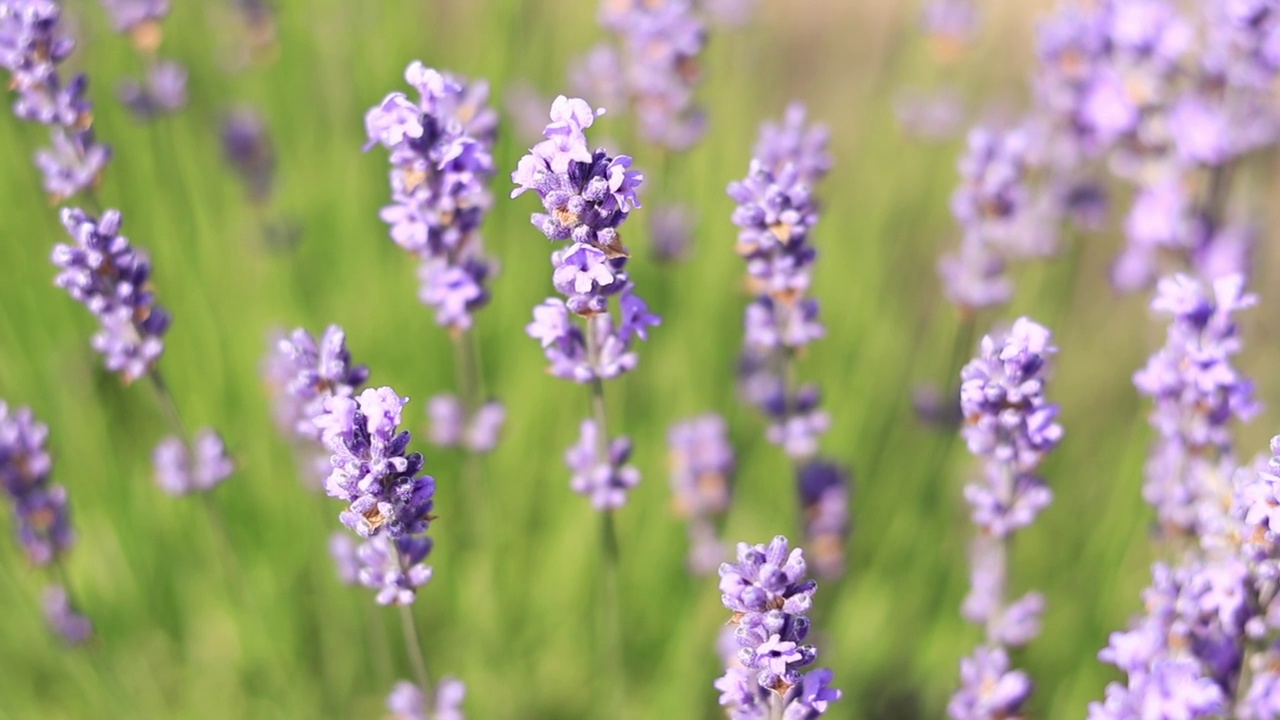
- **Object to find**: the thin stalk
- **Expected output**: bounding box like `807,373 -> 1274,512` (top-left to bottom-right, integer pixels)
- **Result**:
147,370 -> 190,442
584,317 -> 625,711
396,596 -> 433,701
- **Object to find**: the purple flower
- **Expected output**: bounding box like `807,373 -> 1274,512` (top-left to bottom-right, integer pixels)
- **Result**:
354,533 -> 433,606
959,317 -> 1062,472
964,466 -> 1052,538
796,460 -> 850,579
565,419 -> 639,510
274,325 -> 370,442
0,402 -> 74,566
99,0 -> 169,34
1133,273 -> 1257,535
52,208 -> 171,383
948,646 -> 1032,720
315,387 -> 436,539
387,677 -> 464,720
717,536 -> 836,704
668,414 -> 734,518
951,126 -> 1033,245
366,62 -> 498,331
753,103 -> 832,185
42,584 -> 91,645
118,59 -> 187,119
597,0 -> 707,150
152,429 -> 235,496
221,107 -> 275,203
426,394 -> 504,453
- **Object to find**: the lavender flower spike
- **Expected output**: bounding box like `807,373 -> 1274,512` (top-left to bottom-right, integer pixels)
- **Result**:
387,677 -> 465,720
152,429 -> 234,496
1,401 -> 73,565
717,535 -> 841,715
566,419 -> 639,511
951,317 -> 1061,719
42,584 -> 91,644
315,386 -> 436,540
52,208 -> 171,383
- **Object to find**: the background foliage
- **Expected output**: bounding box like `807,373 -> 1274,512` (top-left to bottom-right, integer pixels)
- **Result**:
3,0 -> 1278,718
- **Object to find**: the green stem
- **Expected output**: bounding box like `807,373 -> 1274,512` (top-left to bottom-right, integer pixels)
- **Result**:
396,596 -> 433,700
147,370 -> 190,443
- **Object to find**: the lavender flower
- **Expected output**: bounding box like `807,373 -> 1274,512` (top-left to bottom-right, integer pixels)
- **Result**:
796,460 -> 850,579
354,534 -> 433,606
99,0 -> 169,35
959,317 -> 1062,472
365,61 -> 498,331
41,584 -> 91,645
649,202 -> 694,264
1,0 -> 111,200
221,107 -> 276,204
273,325 -> 369,442
426,394 -> 504,454
52,208 -> 171,383
1,401 -> 75,566
566,419 -> 639,510
117,59 -> 186,118
152,430 -> 234,496
669,414 -> 734,573
952,318 -> 1060,717
387,677 -> 465,720
948,646 -> 1032,720
315,387 -> 436,540
513,95 -> 658,509
717,536 -> 840,715
730,106 -> 831,463
1133,273 -> 1257,536
328,531 -> 359,586
595,0 -> 707,150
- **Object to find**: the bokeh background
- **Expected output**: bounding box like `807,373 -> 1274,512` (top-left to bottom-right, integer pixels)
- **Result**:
3,0 -> 1279,718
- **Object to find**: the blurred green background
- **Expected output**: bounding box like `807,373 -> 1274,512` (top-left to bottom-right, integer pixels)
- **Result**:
3,0 -> 1278,718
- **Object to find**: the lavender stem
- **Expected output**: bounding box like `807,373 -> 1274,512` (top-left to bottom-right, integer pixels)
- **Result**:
396,586 -> 433,707
148,370 -> 190,443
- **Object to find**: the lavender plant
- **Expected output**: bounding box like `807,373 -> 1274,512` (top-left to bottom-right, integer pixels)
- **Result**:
950,317 -> 1062,719
52,207 -> 236,501
1133,273 -> 1258,539
364,61 -> 505,458
668,413 -> 734,573
0,0 -> 111,200
1,401 -> 91,644
729,106 -> 851,573
715,535 -> 841,718
513,95 -> 658,510
98,0 -> 188,120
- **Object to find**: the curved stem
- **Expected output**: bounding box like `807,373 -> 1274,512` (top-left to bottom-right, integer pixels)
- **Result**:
397,600 -> 433,701
148,369 -> 190,443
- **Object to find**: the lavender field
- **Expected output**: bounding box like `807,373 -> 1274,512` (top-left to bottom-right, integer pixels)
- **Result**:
3,0 -> 1279,718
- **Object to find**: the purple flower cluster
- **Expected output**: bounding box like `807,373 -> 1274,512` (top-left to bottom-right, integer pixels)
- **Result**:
668,414 -> 734,573
364,61 -> 498,332
716,536 -> 841,717
0,0 -> 111,199
796,460 -> 850,580
1028,0 -> 1269,293
387,677 -> 465,720
313,386 -> 437,606
513,96 -> 659,508
42,584 -> 91,644
152,429 -> 234,496
220,107 -> 276,204
1133,273 -> 1258,536
52,208 -> 171,384
588,0 -> 707,150
426,394 -> 504,454
729,105 -> 831,461
0,402 -> 72,566
938,125 -> 1059,311
951,317 -> 1061,720
99,0 -> 168,34
566,419 -> 639,511
1087,431 -> 1280,719
315,387 -> 435,539
118,59 -> 187,119
269,325 -> 370,443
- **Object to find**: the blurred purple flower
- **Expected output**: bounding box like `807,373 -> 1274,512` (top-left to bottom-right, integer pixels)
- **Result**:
152,429 -> 234,496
